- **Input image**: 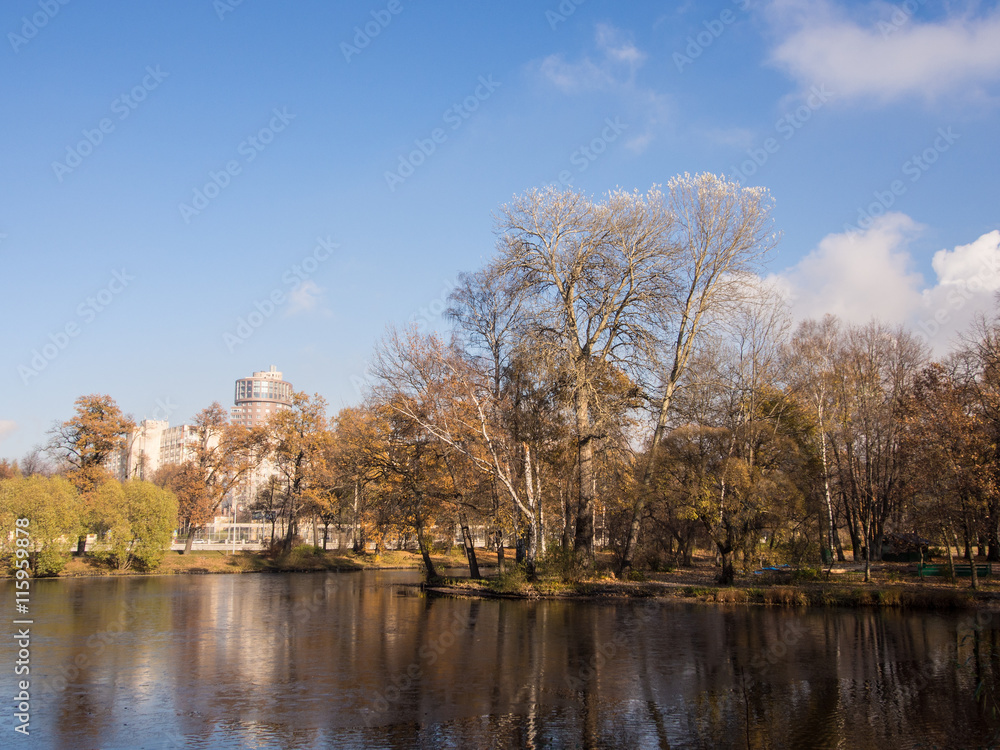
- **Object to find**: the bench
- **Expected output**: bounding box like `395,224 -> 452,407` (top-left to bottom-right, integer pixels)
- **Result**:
917,562 -> 992,577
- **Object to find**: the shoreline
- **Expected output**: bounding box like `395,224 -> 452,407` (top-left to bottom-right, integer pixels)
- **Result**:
9,549 -> 1000,610
423,578 -> 1000,610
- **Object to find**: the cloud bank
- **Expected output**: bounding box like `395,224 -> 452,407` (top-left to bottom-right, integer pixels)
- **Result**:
773,214 -> 1000,351
767,0 -> 1000,102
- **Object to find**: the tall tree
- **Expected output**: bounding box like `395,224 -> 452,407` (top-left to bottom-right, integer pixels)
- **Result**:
493,186 -> 673,566
785,315 -> 843,563
268,392 -> 329,554
619,173 -> 777,577
180,403 -> 267,554
447,267 -> 523,571
827,322 -> 925,581
46,394 -> 135,554
903,363 -> 992,588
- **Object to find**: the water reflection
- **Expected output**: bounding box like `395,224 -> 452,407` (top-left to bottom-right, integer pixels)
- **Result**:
1,572 -> 997,749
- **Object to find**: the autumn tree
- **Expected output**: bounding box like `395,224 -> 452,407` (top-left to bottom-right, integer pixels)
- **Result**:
154,462 -> 209,548
903,363 -> 992,588
620,174 -> 778,577
100,480 -> 178,571
329,405 -> 387,553
447,267 -> 524,570
46,394 -> 135,554
0,475 -> 80,576
181,402 -> 268,554
267,392 -> 330,554
493,186 -> 673,567
827,322 -> 925,581
784,315 -> 843,563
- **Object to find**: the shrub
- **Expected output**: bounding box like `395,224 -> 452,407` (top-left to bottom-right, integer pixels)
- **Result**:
490,565 -> 529,594
0,476 -> 80,577
791,567 -> 823,583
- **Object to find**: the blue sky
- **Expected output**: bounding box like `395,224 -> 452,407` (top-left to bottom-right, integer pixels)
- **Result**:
2,0 -> 999,459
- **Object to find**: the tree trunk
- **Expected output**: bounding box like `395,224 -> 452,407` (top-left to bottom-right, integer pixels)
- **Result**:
75,534 -> 87,557
459,512 -> 480,579
352,482 -> 361,553
988,500 -> 1000,562
561,487 -> 572,551
183,528 -> 196,555
717,544 -> 735,585
948,525 -> 960,582
416,528 -> 438,582
573,390 -> 595,567
522,442 -> 539,579
965,518 -> 979,590
620,384 -> 675,577
820,425 -> 838,561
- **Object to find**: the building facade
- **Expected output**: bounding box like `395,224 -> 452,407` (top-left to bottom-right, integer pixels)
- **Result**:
230,365 -> 293,426
111,420 -> 207,482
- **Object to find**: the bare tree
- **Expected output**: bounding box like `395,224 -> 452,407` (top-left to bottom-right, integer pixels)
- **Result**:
492,186 -> 673,566
619,173 -> 778,577
447,268 -> 523,570
785,315 -> 843,563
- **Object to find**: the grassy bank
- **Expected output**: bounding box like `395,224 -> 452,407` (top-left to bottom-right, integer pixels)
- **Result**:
19,548 -> 1000,611
428,576 -> 991,609
424,554 -> 1000,610
41,547 -> 475,578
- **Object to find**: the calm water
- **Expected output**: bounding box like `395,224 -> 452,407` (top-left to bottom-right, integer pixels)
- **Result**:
1,570 -> 999,749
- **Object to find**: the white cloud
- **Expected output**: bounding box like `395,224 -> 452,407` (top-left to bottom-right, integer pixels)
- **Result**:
539,23 -> 646,93
773,215 -> 1000,352
0,420 -> 17,443
285,280 -> 325,317
536,24 -> 669,154
767,0 -> 1000,102
773,212 -> 924,324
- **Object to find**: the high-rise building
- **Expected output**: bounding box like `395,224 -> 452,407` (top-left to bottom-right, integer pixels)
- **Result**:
230,365 -> 293,426
111,420 -> 205,481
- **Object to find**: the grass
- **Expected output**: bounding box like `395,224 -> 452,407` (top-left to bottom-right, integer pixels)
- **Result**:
34,548 -> 997,611
674,582 -> 977,609
42,547 -> 474,578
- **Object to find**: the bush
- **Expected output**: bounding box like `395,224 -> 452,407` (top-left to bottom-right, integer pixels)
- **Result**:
0,476 -> 79,577
791,567 -> 823,583
100,480 -> 178,571
489,565 -> 529,594
30,545 -> 70,577
537,546 -> 578,581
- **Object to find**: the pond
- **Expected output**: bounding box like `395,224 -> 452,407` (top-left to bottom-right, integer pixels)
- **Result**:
1,570 -> 998,748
